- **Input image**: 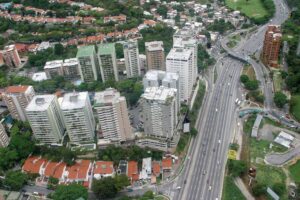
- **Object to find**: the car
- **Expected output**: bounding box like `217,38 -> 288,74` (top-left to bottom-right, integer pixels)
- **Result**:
176,186 -> 181,190
209,186 -> 212,190
203,170 -> 206,175
216,108 -> 218,112
184,180 -> 187,184
127,188 -> 133,192
218,139 -> 221,144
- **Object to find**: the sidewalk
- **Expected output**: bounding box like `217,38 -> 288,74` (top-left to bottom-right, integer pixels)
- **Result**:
234,178 -> 255,200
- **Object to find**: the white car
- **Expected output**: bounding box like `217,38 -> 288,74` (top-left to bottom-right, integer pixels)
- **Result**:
176,186 -> 181,190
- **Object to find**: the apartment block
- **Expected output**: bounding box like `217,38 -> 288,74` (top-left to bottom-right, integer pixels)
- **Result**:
123,40 -> 141,78
63,58 -> 81,81
76,45 -> 99,83
26,95 -> 65,144
142,87 -> 178,139
94,88 -> 133,143
0,45 -> 21,68
44,60 -> 64,79
166,48 -> 193,102
3,85 -> 35,121
60,92 -> 95,145
97,43 -> 118,82
262,25 -> 282,68
0,120 -> 9,147
145,41 -> 165,71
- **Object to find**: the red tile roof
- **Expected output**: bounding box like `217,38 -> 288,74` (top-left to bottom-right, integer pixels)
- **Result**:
152,161 -> 161,176
94,161 -> 114,175
22,156 -> 46,174
127,161 -> 138,182
5,85 -> 29,93
67,160 -> 91,180
162,158 -> 172,170
53,163 -> 66,179
44,161 -> 66,179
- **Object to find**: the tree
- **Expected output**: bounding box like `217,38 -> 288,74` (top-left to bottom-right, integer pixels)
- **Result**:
156,5 -> 168,18
190,127 -> 198,137
54,43 -> 64,55
227,160 -> 247,177
92,177 -> 118,199
252,183 -> 267,197
274,92 -> 288,108
240,75 -> 249,84
0,149 -> 18,170
9,131 -> 35,159
48,176 -> 59,189
4,171 -> 27,191
272,183 -> 286,196
52,183 -> 88,200
114,174 -> 130,191
244,80 -> 259,90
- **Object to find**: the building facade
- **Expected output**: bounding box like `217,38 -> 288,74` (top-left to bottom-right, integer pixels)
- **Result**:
97,43 -> 118,82
60,92 -> 95,145
76,45 -> 99,83
3,85 -> 35,121
123,40 -> 141,78
63,58 -> 81,81
26,95 -> 65,144
262,25 -> 282,68
166,48 -> 193,102
142,87 -> 178,139
0,45 -> 21,68
44,60 -> 64,79
94,88 -> 132,143
145,41 -> 165,71
0,120 -> 9,147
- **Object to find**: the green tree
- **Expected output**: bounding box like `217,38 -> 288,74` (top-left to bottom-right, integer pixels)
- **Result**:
0,149 -> 18,170
157,5 -> 168,18
272,183 -> 286,196
227,160 -> 247,177
52,183 -> 88,200
9,131 -> 35,159
114,174 -> 130,191
4,171 -> 27,191
190,127 -> 198,137
47,176 -> 59,189
274,92 -> 288,108
252,183 -> 267,197
92,177 -> 118,199
54,43 -> 64,55
244,80 -> 259,90
240,75 -> 249,84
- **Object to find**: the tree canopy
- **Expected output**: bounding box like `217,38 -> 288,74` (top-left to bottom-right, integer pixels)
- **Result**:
4,171 -> 27,191
274,92 -> 288,108
52,183 -> 88,200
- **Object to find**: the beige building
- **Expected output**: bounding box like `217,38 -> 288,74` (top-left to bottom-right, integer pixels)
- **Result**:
0,120 -> 9,147
0,45 -> 21,68
145,41 -> 165,71
94,88 -> 133,143
44,60 -> 64,79
3,85 -> 35,121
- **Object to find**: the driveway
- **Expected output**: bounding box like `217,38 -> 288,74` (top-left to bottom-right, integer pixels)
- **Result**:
265,146 -> 300,166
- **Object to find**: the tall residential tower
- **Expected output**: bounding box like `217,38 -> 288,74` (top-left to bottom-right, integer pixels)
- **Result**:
97,43 -> 118,82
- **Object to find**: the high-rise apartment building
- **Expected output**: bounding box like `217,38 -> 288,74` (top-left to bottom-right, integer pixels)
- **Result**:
143,70 -> 180,107
97,43 -> 118,82
0,45 -> 21,68
0,120 -> 9,147
123,40 -> 141,78
3,85 -> 35,121
44,60 -> 64,79
76,45 -> 99,83
262,25 -> 282,68
26,95 -> 65,144
145,41 -> 165,71
63,58 -> 81,81
173,29 -> 198,84
166,48 -> 193,102
142,87 -> 178,139
60,92 -> 95,145
94,88 -> 132,143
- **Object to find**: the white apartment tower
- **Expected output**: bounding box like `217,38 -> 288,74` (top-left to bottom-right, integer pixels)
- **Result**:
142,87 -> 178,139
26,95 -> 65,144
123,40 -> 141,78
173,29 -> 198,84
0,120 -> 9,147
166,48 -> 193,102
94,88 -> 133,143
3,85 -> 35,121
60,92 -> 95,145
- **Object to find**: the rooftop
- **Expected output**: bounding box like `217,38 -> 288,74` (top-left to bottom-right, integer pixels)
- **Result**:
142,87 -> 177,102
166,48 -> 192,60
145,41 -> 164,52
26,95 -> 55,112
76,45 -> 95,57
97,43 -> 115,55
94,88 -> 124,106
22,156 -> 47,174
63,58 -> 78,66
5,85 -> 30,93
144,70 -> 179,82
162,157 -> 172,169
60,92 -> 89,110
94,161 -> 114,175
44,60 -> 63,69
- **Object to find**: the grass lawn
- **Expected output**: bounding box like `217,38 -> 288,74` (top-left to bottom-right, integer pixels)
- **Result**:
273,72 -> 283,92
176,134 -> 190,154
242,65 -> 256,80
250,138 -> 288,159
225,0 -> 268,19
289,160 -> 300,183
290,95 -> 300,122
255,164 -> 286,187
222,176 -> 246,200
227,40 -> 238,48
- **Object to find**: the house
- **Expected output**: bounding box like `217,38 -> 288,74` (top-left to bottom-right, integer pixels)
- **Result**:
162,157 -> 172,171
139,157 -> 152,180
152,161 -> 161,177
104,14 -> 127,24
64,160 -> 92,184
93,161 -> 115,180
43,161 -> 66,180
118,160 -> 127,175
22,156 -> 47,175
127,161 -> 139,183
